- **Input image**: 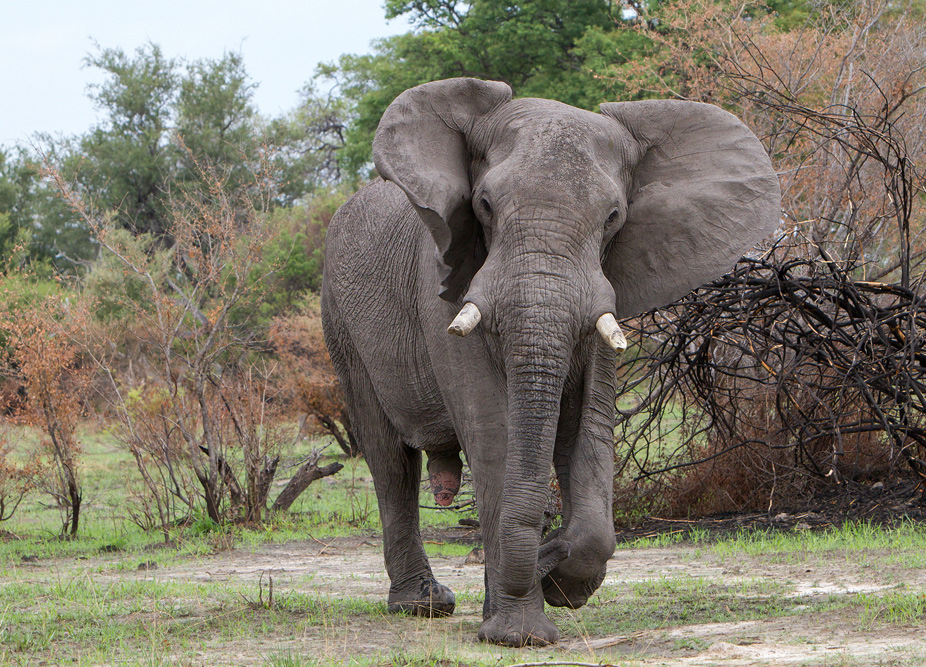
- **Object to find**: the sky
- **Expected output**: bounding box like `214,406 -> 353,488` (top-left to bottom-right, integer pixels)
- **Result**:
0,0 -> 405,148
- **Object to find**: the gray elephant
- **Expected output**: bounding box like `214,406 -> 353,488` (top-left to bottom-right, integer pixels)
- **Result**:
321,78 -> 780,647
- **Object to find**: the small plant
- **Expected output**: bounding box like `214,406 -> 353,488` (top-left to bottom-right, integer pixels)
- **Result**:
0,292 -> 89,536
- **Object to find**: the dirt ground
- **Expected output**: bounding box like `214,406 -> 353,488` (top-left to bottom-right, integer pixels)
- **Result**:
70,523 -> 924,666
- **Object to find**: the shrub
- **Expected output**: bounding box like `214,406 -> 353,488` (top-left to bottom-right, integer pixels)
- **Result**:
0,292 -> 89,536
46,147 -> 344,536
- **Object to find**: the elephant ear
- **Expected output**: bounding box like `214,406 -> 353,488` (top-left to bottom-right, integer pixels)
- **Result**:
600,100 -> 780,318
373,78 -> 513,302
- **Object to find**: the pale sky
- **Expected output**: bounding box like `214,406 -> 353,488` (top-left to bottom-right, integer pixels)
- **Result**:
0,0 -> 404,148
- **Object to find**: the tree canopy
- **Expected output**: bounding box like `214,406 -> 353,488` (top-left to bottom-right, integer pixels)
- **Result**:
323,0 -> 654,173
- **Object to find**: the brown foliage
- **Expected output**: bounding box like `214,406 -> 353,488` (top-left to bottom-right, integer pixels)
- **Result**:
0,294 -> 89,535
270,301 -> 358,457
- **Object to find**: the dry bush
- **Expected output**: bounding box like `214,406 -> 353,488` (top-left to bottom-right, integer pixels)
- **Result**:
270,300 -> 359,457
609,0 -> 926,516
46,146 -> 342,535
0,294 -> 90,535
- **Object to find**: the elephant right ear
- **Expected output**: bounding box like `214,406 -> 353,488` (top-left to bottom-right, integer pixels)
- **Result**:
373,78 -> 513,302
600,100 -> 781,318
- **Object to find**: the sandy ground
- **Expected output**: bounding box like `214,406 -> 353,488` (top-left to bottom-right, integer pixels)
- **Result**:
68,528 -> 921,666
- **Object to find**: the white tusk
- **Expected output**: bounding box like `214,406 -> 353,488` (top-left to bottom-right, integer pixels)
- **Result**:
447,303 -> 482,337
596,313 -> 627,352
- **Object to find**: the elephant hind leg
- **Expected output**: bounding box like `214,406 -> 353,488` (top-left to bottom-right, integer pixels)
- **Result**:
329,335 -> 454,617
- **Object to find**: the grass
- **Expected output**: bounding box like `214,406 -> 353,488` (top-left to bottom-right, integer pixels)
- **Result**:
1,424 -> 473,562
553,574 -> 836,638
0,571 -> 392,661
3,425 -> 926,664
859,589 -> 926,625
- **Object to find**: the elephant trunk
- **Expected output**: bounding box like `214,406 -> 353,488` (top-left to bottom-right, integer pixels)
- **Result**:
496,300 -> 576,598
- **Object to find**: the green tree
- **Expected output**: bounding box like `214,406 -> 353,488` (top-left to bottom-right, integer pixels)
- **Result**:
176,51 -> 258,189
264,83 -> 352,205
0,147 -> 75,273
78,42 -> 179,237
52,43 -> 262,246
325,0 -> 643,174
0,149 -> 21,262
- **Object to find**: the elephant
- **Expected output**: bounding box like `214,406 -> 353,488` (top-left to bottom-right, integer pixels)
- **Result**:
321,77 -> 780,647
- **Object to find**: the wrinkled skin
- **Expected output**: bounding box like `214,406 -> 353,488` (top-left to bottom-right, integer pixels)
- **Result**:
321,78 -> 780,647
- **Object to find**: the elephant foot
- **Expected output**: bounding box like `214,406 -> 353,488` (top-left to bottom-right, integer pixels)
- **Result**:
388,579 -> 456,617
426,451 -> 462,506
541,569 -> 605,609
478,610 -> 559,647
540,528 -> 610,608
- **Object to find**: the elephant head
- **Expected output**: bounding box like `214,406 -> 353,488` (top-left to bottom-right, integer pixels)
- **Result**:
373,78 -> 779,599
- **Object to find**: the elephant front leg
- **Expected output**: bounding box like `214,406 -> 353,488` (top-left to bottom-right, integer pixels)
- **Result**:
341,361 -> 455,618
543,342 -> 617,609
376,445 -> 456,617
466,436 -> 562,647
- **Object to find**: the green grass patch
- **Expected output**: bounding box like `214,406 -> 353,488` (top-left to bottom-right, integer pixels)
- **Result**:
0,575 -> 386,662
554,574 -> 811,637
711,520 -> 926,566
423,542 -> 475,558
859,588 -> 926,625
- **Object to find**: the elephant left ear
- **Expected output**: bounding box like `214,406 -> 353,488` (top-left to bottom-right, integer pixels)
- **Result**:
600,100 -> 781,318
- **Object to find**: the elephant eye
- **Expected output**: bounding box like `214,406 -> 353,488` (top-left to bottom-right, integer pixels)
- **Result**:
606,209 -> 620,225
480,198 -> 493,218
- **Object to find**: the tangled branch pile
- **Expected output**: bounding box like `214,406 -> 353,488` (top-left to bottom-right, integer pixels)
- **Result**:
619,253 -> 926,512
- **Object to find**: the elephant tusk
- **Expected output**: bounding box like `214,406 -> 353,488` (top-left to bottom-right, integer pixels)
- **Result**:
596,313 -> 627,352
447,302 -> 482,337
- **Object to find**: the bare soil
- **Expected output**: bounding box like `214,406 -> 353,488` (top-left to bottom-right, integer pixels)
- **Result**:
52,521 -> 924,666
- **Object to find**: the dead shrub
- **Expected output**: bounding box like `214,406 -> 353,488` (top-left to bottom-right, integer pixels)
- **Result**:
0,294 -> 90,535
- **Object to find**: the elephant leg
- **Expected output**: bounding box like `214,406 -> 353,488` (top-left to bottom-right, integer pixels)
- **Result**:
466,431 -> 559,647
372,439 -> 455,617
543,340 -> 617,609
331,341 -> 454,617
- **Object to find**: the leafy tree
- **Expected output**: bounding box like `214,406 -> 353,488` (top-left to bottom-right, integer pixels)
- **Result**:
51,43 -> 261,246
176,51 -> 258,189
324,0 -> 643,174
264,83 -> 352,205
77,42 -> 179,238
0,150 -> 22,263
0,147 -> 77,273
